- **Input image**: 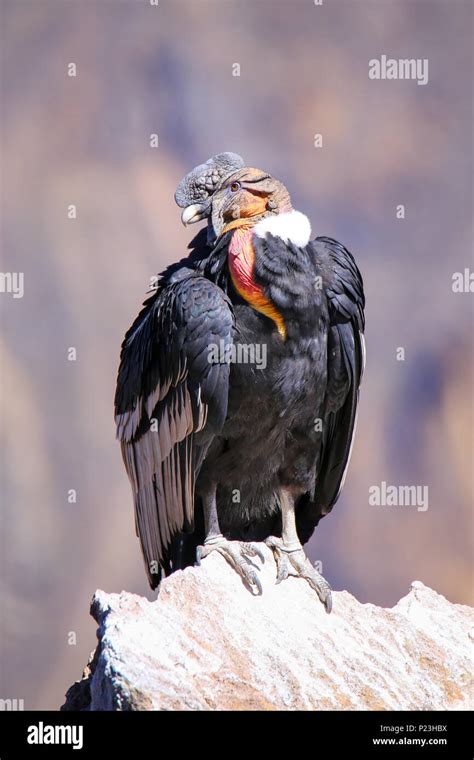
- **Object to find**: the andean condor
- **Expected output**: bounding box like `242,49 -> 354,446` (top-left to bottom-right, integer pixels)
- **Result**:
115,152 -> 365,612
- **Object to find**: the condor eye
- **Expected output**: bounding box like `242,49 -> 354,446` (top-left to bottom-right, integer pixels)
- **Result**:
230,181 -> 241,192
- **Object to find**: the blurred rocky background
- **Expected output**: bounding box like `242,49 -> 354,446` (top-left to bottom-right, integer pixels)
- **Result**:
0,0 -> 472,709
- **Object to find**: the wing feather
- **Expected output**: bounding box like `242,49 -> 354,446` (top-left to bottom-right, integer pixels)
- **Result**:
297,236 -> 365,539
115,273 -> 233,587
313,236 -> 365,514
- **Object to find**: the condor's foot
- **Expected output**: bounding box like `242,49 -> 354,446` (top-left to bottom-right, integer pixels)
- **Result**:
196,535 -> 265,595
265,536 -> 333,613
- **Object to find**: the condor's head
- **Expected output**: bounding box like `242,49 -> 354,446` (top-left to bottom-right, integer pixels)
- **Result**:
175,153 -> 311,248
175,153 -> 313,340
206,167 -> 292,239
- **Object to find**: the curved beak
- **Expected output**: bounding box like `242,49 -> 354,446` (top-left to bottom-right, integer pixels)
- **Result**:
181,202 -> 210,226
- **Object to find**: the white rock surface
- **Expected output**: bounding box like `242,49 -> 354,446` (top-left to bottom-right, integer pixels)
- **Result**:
62,548 -> 473,710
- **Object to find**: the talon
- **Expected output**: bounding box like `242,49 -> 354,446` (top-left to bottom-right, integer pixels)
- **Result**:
251,544 -> 266,563
194,537 -> 264,595
276,562 -> 289,584
265,536 -> 333,611
273,547 -> 290,583
324,591 -> 333,614
243,543 -> 265,563
250,571 -> 263,596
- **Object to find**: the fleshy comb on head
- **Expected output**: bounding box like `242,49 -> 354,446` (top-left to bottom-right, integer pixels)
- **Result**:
175,152 -> 245,208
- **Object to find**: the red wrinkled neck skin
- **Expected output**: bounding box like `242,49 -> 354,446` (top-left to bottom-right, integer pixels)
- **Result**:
228,227 -> 257,296
227,226 -> 287,339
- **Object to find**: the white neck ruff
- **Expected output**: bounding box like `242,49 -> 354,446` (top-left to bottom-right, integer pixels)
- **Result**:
253,210 -> 312,248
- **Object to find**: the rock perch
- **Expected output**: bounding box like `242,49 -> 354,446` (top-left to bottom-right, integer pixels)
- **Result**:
62,547 -> 473,710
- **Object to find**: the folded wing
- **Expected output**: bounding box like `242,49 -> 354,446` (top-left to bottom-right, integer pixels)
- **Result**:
299,236 -> 365,537
114,272 -> 234,587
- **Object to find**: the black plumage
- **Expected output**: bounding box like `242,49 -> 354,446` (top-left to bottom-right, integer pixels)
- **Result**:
115,156 -> 365,609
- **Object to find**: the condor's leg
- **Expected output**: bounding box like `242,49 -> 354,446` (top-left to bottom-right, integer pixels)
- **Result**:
196,483 -> 264,595
266,490 -> 333,613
